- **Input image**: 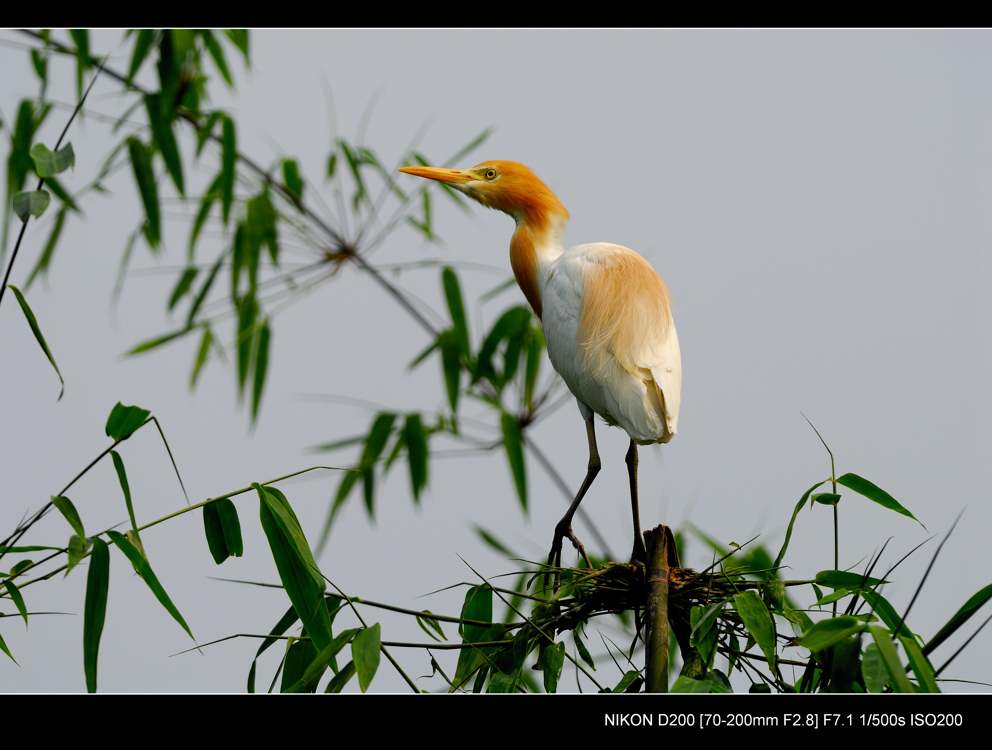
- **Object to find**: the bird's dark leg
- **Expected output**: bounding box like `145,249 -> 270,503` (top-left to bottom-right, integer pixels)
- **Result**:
548,414 -> 598,574
626,440 -> 647,565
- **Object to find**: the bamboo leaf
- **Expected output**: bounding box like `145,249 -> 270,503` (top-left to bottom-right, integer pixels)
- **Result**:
836,473 -> 922,526
168,267 -> 198,311
898,635 -> 939,693
110,450 -> 139,535
126,326 -> 193,355
83,537 -> 110,692
733,590 -> 776,670
500,412 -> 527,512
403,414 -> 428,503
799,616 -> 865,652
190,324 -> 215,390
924,583 -> 992,656
52,495 -> 84,538
352,623 -> 381,693
126,29 -> 157,84
868,625 -> 914,693
12,189 -> 51,221
29,142 -> 75,178
325,660 -> 356,693
251,318 -> 270,423
144,93 -> 184,195
256,484 -> 331,651
127,137 -> 159,246
4,580 -> 27,626
773,480 -> 828,569
203,502 -> 228,564
221,115 -> 236,225
862,642 -> 886,693
282,159 -> 303,205
67,534 -> 90,574
284,628 -> 359,693
216,497 -> 243,557
105,402 -> 150,441
442,267 -> 470,358
24,206 -> 67,290
107,530 -> 193,640
8,286 -> 63,399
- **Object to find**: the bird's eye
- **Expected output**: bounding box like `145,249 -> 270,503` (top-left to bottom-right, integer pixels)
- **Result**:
484,168 -> 498,180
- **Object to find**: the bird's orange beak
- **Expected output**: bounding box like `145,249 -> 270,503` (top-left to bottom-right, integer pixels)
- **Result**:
398,165 -> 473,185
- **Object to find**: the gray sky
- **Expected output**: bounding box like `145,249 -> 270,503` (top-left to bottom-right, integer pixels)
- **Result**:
2,29 -> 990,693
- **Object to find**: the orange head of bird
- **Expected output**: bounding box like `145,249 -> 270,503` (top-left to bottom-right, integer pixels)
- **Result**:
398,160 -> 568,227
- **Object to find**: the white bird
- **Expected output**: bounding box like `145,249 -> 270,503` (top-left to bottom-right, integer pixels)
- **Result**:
400,160 -> 681,568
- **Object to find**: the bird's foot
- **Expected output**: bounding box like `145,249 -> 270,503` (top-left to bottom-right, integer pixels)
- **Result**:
544,524 -> 591,594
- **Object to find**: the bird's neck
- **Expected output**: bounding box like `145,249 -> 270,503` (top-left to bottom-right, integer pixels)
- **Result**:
509,213 -> 566,320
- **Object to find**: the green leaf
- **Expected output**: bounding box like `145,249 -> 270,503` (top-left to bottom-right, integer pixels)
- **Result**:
189,173 -> 221,258
671,675 -> 716,693
202,31 -> 234,87
325,660 -> 356,693
8,286 -> 63,399
282,159 -> 303,204
168,267 -> 199,311
799,616 -> 865,652
353,623 -> 381,693
4,580 -> 27,626
83,537 -> 110,692
127,137 -> 160,246
236,293 -> 257,398
360,413 -> 397,517
110,450 -> 139,535
283,628 -> 359,693
733,590 -> 776,670
220,115 -> 236,225
773,480 -> 827,569
105,402 -> 151,441
225,30 -> 250,61
836,473 -> 922,526
126,29 -> 157,84
811,492 -> 842,506
924,582 -> 992,656
190,324 -> 215,390
203,502 -> 229,564
442,267 -> 470,358
500,412 -> 527,512
537,641 -> 565,693
867,625 -> 914,693
29,142 -> 75,179
256,484 -> 331,651
280,638 -> 318,693
216,497 -> 243,557
862,642 -> 886,693
24,206 -> 67,290
12,189 -> 51,221
403,414 -> 428,503
107,530 -> 193,640
126,327 -> 193,355
814,570 -> 886,590
899,635 -> 939,693
144,93 -> 184,196
251,318 -> 270,423
69,30 -> 90,101
67,534 -> 90,574
415,611 -> 446,642
52,495 -> 84,538
439,330 -> 461,412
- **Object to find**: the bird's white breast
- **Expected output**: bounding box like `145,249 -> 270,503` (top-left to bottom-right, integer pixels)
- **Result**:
540,243 -> 681,445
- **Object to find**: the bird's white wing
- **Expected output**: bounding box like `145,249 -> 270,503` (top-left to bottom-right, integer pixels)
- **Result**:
542,243 -> 681,444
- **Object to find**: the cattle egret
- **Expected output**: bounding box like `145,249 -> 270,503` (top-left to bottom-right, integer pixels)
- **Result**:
400,161 -> 681,569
